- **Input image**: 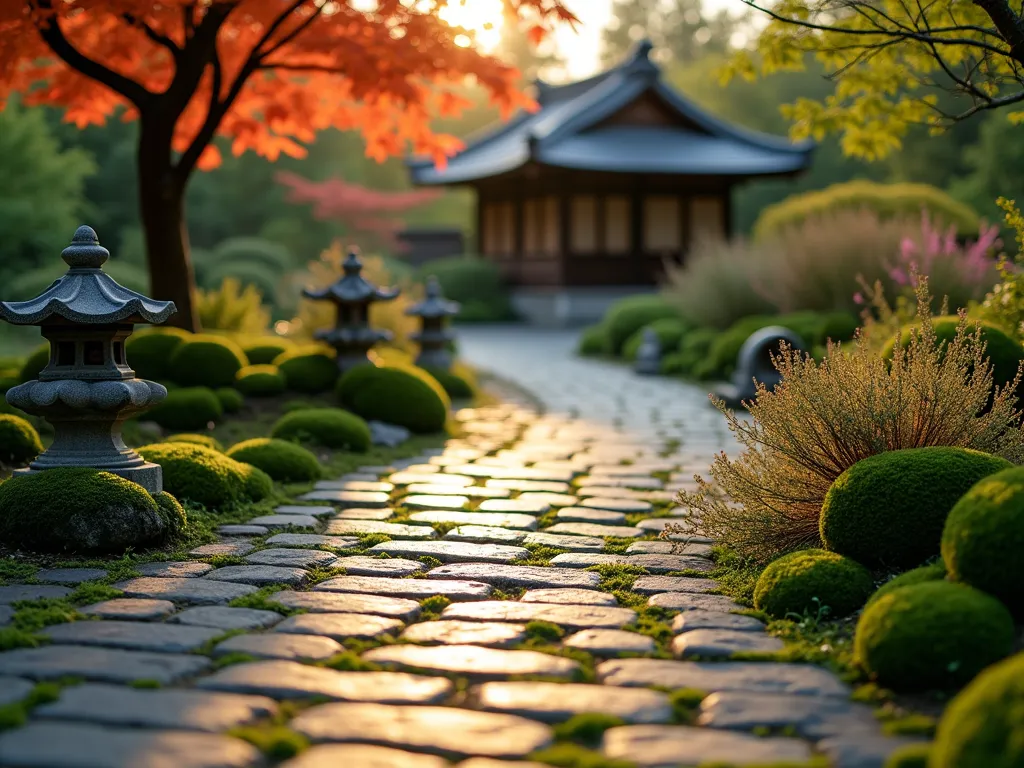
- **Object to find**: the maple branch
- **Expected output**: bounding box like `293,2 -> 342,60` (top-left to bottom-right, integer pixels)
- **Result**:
161,5 -> 233,121
122,12 -> 181,56
183,7 -> 196,43
257,3 -> 326,60
175,39 -> 225,178
31,0 -> 153,108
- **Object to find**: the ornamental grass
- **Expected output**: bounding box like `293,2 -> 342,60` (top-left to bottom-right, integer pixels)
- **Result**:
678,276 -> 1024,564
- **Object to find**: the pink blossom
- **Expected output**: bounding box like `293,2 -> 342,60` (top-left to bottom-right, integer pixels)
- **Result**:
890,267 -> 909,286
853,292 -> 864,305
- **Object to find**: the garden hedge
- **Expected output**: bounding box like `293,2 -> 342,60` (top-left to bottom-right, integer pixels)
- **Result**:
226,437 -> 322,483
169,334 -> 248,388
235,364 -> 287,397
274,347 -> 339,394
271,407 -> 371,451
145,387 -> 224,432
602,295 -> 682,356
930,651 -> 1024,767
753,548 -> 874,620
124,329 -> 191,382
942,466 -> 1024,614
854,581 -> 1014,690
138,442 -> 272,510
866,560 -> 947,609
622,318 -> 691,361
820,447 -> 1012,569
0,414 -> 43,467
337,364 -> 449,434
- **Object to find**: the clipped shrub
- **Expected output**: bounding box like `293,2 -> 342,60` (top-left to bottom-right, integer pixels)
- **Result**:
602,295 -> 681,355
884,744 -> 932,768
821,447 -> 1012,569
165,433 -> 223,451
235,365 -> 287,397
753,548 -> 874,620
145,387 -> 224,432
942,466 -> 1024,613
169,334 -> 248,388
577,325 -> 610,357
18,344 -> 50,383
422,366 -> 475,399
753,180 -> 981,241
125,329 -> 191,382
215,387 -> 245,414
154,492 -> 187,535
271,408 -> 371,451
274,347 -> 339,394
242,339 -> 295,365
0,467 -> 183,553
930,651 -> 1024,768
415,256 -> 514,322
622,318 -> 691,361
866,560 -> 947,609
822,311 -> 859,343
854,581 -> 1014,690
226,438 -> 322,483
137,442 -> 272,510
337,364 -> 449,434
0,414 -> 43,466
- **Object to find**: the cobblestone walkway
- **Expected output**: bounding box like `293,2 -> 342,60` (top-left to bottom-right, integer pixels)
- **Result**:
0,329 -> 917,767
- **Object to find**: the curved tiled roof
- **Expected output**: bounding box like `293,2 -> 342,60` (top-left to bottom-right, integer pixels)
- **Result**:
408,40 -> 813,184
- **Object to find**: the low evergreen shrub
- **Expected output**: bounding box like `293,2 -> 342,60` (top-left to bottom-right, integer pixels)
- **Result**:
169,334 -> 248,388
271,408 -> 371,451
602,295 -> 681,355
242,339 -> 295,365
884,744 -> 933,768
753,548 -> 873,619
226,438 -> 322,483
145,387 -> 224,432
337,364 -> 449,434
866,560 -> 947,609
138,442 -> 272,510
0,414 -> 42,466
415,257 -> 514,322
235,365 -> 287,397
125,329 -> 191,382
621,318 -> 691,361
165,433 -> 223,451
18,344 -> 50,383
421,367 -> 475,399
215,387 -> 245,414
274,347 -> 339,394
577,325 -> 610,357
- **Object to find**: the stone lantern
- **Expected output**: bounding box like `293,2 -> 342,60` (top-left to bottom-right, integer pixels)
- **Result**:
406,276 -> 460,370
0,226 -> 176,493
302,247 -> 400,371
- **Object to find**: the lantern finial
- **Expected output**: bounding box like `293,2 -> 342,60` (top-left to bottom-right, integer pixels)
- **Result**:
61,225 -> 109,269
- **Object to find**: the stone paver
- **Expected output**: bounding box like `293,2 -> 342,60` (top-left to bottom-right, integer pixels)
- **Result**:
648,593 -> 742,612
520,588 -> 618,606
0,606 -> 13,627
0,677 -> 33,706
325,520 -> 437,538
332,556 -> 424,577
0,585 -> 71,604
114,577 -> 258,604
367,540 -> 527,564
522,531 -> 604,551
550,553 -> 715,574
632,576 -> 718,594
80,598 -> 176,621
543,522 -> 643,538
403,494 -> 470,510
217,524 -> 270,536
364,644 -> 581,681
672,611 -> 766,633
266,533 -> 360,549
602,724 -> 812,767
473,681 -> 672,723
190,541 -> 255,557
444,525 -> 527,544
136,561 -> 214,578
35,567 -> 107,584
408,510 -> 538,530
271,590 -> 421,621
315,575 -> 493,601
334,508 -> 395,520
300,490 -> 390,507
400,621 -> 528,648
276,505 -> 337,517
406,484 -> 510,498
597,659 -> 850,697
565,629 -> 656,656
443,601 -> 636,630
282,744 -> 450,768
245,548 -> 338,568
204,564 -> 309,586
214,632 -> 342,661
274,612 -> 404,640
673,629 -> 785,659
428,563 -> 601,589
42,620 -> 223,653
698,691 -> 882,739
168,606 -> 284,630
0,646 -> 210,684
247,514 -> 320,528
478,498 -> 552,514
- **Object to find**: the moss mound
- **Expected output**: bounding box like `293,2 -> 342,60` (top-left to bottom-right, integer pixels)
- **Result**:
165,433 -> 223,451
137,442 -> 272,510
18,344 -> 50,383
421,366 -> 475,399
622,318 -> 691,361
883,744 -> 933,768
274,347 -> 339,394
0,414 -> 43,467
931,651 -> 1024,768
753,548 -> 874,620
145,387 -> 223,432
242,339 -> 295,365
235,365 -> 287,397
854,581 -> 1014,691
215,387 -> 245,414
942,466 -> 1024,614
337,364 -> 449,434
0,467 -> 183,553
820,447 -> 1012,569
577,325 -> 610,357
866,560 -> 947,609
154,492 -> 187,534
125,329 -> 191,382
226,438 -> 322,483
169,334 -> 248,388
602,295 -> 682,355
271,408 -> 371,451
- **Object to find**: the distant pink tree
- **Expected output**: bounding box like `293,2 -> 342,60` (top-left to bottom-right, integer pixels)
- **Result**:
276,170 -> 442,253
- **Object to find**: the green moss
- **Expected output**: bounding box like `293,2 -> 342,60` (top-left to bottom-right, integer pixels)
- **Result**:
226,438 -> 322,483
0,468 -> 181,554
211,652 -> 258,670
146,387 -> 224,431
215,387 -> 245,414
622,318 -> 690,361
323,651 -> 382,672
0,414 -> 42,466
931,650 -> 1024,767
421,366 -> 475,399
942,466 -> 1024,614
553,713 -> 627,745
854,581 -> 1014,691
242,339 -> 294,366
530,743 -> 637,768
18,344 -> 50,383
271,407 -> 371,451
881,714 -> 937,737
602,295 -> 683,356
525,620 -> 565,642
753,549 -> 874,620
129,679 -> 162,689
125,329 -> 191,382
418,595 -> 451,620
235,364 -> 287,397
165,433 -> 223,451
0,628 -> 44,651
169,334 -> 249,388
0,682 -> 63,731
227,585 -> 297,614
867,561 -> 947,609
275,348 -> 339,394
137,442 -> 271,511
228,726 -> 308,759
577,324 -> 610,357
821,447 -> 1012,569
669,688 -> 708,722
337,364 -> 450,434
587,563 -> 647,593
883,744 -> 933,768
0,559 -> 37,585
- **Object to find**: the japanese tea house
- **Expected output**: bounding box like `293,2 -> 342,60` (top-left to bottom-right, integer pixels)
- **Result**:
406,40 -> 814,325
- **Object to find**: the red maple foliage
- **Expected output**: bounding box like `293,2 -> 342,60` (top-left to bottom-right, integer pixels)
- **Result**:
0,1 -> 576,330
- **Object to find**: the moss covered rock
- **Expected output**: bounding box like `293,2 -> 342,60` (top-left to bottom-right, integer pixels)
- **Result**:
0,414 -> 43,467
854,581 -> 1014,691
235,365 -> 287,397
422,367 -> 475,400
275,347 -> 339,394
145,387 -> 223,432
169,334 -> 248,388
941,466 -> 1024,614
753,548 -> 874,619
622,318 -> 691,361
337,364 -> 449,434
0,467 -> 184,553
165,433 -> 223,451
820,447 -> 1012,569
215,387 -> 245,414
866,560 -> 947,609
125,329 -> 191,382
930,650 -> 1024,768
271,408 -> 371,451
18,344 -> 50,383
137,442 -> 271,510
242,339 -> 295,365
226,438 -> 322,483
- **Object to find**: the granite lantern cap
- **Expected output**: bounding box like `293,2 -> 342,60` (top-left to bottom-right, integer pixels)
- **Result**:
302,248 -> 401,306
406,276 -> 460,320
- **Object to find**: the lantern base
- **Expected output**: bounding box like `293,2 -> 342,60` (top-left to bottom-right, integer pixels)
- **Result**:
14,461 -> 163,494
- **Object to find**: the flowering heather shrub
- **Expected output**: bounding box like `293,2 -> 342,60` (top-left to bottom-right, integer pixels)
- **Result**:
675,277 -> 1024,564
978,198 -> 1024,342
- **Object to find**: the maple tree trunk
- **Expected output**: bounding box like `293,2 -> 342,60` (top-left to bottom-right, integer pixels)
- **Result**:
137,122 -> 201,333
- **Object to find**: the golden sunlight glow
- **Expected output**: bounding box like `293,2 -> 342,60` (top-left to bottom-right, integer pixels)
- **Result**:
438,0 -> 505,50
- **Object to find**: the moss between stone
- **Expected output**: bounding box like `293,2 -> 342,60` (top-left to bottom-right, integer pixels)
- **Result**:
553,713 -> 626,745
529,743 -> 637,768
0,414 -> 43,466
0,682 -> 63,731
228,725 -> 308,759
226,438 -> 322,483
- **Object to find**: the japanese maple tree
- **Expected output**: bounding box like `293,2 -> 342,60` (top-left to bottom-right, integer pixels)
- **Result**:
0,1 -> 574,330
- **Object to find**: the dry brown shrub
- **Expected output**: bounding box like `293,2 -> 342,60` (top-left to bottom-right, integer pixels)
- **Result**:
676,276 -> 1024,564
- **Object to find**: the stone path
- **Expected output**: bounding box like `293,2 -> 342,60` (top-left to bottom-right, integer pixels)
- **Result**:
0,329 -> 918,767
